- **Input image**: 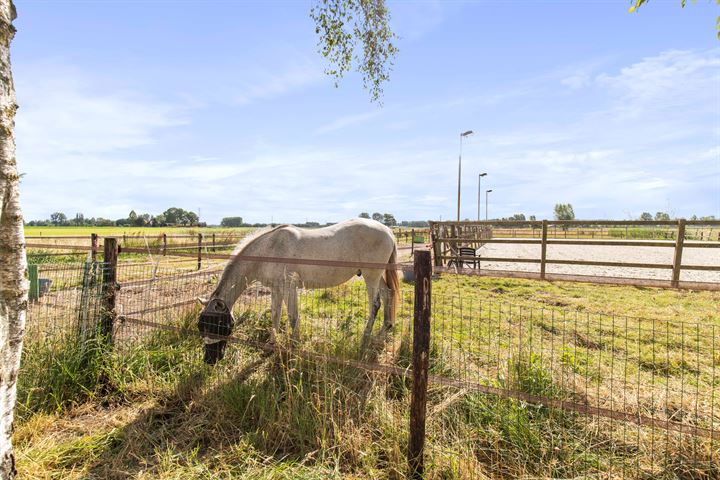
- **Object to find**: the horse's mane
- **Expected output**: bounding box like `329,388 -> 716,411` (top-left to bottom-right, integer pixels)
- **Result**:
231,224 -> 289,255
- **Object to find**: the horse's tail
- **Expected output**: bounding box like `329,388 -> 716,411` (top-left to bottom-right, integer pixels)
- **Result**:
385,244 -> 400,325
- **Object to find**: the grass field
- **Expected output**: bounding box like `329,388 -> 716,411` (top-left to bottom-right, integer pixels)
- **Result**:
13,271 -> 720,479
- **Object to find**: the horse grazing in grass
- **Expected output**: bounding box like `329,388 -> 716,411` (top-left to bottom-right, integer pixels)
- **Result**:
197,218 -> 400,364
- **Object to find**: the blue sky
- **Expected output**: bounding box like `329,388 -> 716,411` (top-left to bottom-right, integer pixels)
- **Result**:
13,0 -> 720,224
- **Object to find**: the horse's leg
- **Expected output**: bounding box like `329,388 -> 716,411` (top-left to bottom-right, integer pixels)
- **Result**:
378,276 -> 394,334
360,272 -> 382,352
270,286 -> 283,344
286,283 -> 300,342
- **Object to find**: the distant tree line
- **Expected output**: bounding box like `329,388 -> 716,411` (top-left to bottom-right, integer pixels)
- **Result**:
27,207 -> 203,227
639,212 -> 716,221
358,212 -> 398,226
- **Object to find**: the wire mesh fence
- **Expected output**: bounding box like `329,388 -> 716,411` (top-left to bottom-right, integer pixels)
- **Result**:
18,256 -> 720,478
427,298 -> 718,478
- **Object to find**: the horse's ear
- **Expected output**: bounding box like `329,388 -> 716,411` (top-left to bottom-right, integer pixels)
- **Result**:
197,297 -> 209,306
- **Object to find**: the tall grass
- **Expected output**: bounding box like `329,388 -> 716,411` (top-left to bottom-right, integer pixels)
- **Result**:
14,281 -> 720,479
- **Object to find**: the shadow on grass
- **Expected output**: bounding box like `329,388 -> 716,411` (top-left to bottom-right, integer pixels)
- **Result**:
77,330 -> 407,479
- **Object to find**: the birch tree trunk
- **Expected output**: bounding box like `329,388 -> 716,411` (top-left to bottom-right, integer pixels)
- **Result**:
0,2 -> 26,479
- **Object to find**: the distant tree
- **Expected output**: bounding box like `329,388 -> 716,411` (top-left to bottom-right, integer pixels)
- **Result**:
128,210 -> 138,223
371,212 -> 383,222
640,212 -> 653,221
220,217 -> 244,228
163,207 -> 184,225
153,214 -> 166,226
529,215 -> 537,221
50,212 -> 67,226
133,213 -> 150,227
553,203 -> 575,221
655,211 -> 671,221
359,212 -> 370,219
185,211 -> 199,226
382,213 -> 396,226
300,221 -> 321,228
73,213 -> 84,226
510,213 -> 526,221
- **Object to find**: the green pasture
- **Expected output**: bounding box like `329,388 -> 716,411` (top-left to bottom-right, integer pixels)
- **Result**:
14,272 -> 720,479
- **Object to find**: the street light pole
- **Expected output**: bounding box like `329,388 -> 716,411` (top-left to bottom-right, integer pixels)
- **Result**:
477,172 -> 487,221
485,189 -> 493,221
457,130 -> 474,221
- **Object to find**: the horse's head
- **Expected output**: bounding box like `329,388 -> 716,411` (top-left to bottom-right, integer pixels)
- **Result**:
197,297 -> 235,365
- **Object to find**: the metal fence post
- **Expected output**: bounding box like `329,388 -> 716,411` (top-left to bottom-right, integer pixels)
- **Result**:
197,233 -> 203,270
409,250 -> 431,479
540,220 -> 548,280
28,264 -> 39,302
101,237 -> 118,343
671,219 -> 686,288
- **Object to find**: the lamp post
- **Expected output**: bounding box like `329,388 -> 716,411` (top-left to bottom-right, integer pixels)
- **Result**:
485,189 -> 493,221
457,130 -> 474,221
477,173 -> 487,221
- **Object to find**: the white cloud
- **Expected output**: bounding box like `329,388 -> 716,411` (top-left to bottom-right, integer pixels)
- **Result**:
233,60 -> 324,106
561,73 -> 591,89
315,111 -> 382,134
595,49 -> 720,115
16,62 -> 187,161
14,61 -> 191,219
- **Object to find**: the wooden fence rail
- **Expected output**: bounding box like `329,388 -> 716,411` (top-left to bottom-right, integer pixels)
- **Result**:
430,219 -> 720,290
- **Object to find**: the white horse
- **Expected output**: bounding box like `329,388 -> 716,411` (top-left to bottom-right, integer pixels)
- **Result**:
197,218 -> 400,364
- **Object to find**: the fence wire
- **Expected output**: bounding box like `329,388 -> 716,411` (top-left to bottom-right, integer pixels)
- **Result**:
18,259 -> 720,479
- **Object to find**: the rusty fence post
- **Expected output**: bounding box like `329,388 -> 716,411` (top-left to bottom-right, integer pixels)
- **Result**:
100,237 -> 118,344
540,220 -> 548,280
197,233 -> 203,270
90,233 -> 98,263
671,219 -> 686,288
408,250 -> 431,479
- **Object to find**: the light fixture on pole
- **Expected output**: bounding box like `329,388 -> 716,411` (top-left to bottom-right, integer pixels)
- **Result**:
485,189 -> 493,221
457,130 -> 474,221
477,172 -> 487,221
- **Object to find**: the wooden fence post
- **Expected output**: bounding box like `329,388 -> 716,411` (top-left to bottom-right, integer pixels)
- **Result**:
212,233 -> 216,252
671,219 -> 686,288
90,233 -> 98,263
100,238 -> 118,343
409,250 -> 431,479
162,233 -> 167,256
411,228 -> 415,256
540,220 -> 548,280
197,233 -> 203,270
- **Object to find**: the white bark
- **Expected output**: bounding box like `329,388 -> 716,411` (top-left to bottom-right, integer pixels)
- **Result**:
0,2 -> 26,479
